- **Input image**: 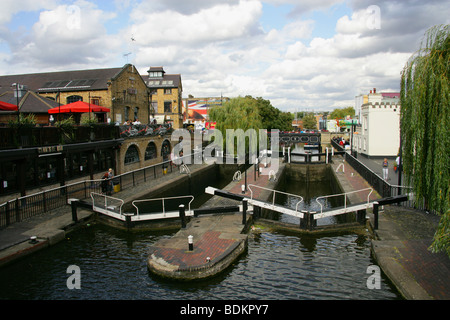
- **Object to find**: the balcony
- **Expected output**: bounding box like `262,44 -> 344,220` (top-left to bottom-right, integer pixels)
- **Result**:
0,124 -> 121,150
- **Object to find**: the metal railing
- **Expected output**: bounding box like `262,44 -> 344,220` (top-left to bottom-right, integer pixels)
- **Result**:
247,184 -> 304,213
315,187 -> 373,214
91,192 -> 124,216
132,195 -> 194,218
330,139 -> 432,213
0,153 -> 199,229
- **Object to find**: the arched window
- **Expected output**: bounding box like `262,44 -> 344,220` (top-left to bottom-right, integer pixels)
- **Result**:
145,142 -> 157,160
67,95 -> 83,104
124,145 -> 140,165
161,140 -> 171,161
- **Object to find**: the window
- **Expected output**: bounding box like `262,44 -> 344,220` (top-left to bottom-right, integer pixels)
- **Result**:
164,101 -> 172,113
134,107 -> 139,120
124,106 -> 130,121
91,98 -> 100,106
125,145 -> 140,165
149,72 -> 163,78
67,95 -> 83,104
164,88 -> 172,94
145,142 -> 157,160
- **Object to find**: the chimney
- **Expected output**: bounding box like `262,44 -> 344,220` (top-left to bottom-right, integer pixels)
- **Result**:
373,88 -> 376,94
13,84 -> 28,99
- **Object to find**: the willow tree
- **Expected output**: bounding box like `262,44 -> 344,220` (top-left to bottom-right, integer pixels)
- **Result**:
208,96 -> 263,157
400,25 -> 449,256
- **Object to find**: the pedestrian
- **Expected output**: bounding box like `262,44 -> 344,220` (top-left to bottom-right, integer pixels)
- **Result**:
382,158 -> 389,181
101,172 -> 109,194
107,168 -> 114,195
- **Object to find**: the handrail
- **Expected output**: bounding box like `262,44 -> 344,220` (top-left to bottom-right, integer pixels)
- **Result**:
132,195 -> 194,217
90,192 -> 124,215
315,187 -> 373,213
247,184 -> 304,213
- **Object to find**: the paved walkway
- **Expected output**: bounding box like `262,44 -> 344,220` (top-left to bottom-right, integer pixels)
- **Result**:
147,163 -> 284,280
332,152 -> 450,300
1,153 -> 449,299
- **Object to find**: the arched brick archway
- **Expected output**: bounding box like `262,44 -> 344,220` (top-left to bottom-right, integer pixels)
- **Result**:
161,139 -> 171,162
116,136 -> 173,174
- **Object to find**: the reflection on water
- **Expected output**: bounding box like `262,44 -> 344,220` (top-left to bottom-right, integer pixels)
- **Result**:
0,224 -> 400,300
0,158 -> 400,300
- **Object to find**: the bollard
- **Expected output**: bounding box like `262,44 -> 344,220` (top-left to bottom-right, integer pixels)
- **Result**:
188,235 -> 194,251
179,204 -> 186,228
373,202 -> 379,230
241,184 -> 245,194
242,200 -> 248,225
69,199 -> 78,222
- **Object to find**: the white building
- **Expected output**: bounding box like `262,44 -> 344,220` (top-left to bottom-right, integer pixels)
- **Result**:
353,89 -> 401,157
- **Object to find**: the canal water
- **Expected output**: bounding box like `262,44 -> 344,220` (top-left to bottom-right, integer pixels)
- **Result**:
0,159 -> 401,300
0,223 -> 400,299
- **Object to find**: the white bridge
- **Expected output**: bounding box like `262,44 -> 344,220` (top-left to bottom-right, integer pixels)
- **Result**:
89,185 -> 376,227
90,193 -> 195,222
205,185 -> 375,222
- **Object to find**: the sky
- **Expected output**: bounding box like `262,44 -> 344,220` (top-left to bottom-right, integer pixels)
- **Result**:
0,0 -> 449,112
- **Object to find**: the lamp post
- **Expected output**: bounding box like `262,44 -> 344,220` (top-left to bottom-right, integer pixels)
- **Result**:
11,83 -> 20,123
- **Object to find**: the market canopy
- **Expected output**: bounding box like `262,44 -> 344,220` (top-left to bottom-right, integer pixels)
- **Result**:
48,101 -> 110,114
0,100 -> 18,111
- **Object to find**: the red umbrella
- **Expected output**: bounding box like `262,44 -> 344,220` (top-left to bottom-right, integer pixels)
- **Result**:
48,101 -> 110,114
0,100 -> 18,111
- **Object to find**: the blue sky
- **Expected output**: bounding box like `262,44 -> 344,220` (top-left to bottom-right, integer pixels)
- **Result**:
0,0 -> 449,112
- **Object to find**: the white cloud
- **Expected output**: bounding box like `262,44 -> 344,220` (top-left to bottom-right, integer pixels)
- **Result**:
0,0 -> 57,25
1,0 -> 449,112
4,0 -> 121,71
129,0 -> 263,46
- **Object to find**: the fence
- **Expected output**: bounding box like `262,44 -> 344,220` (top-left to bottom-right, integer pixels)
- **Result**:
330,139 -> 431,213
0,153 -> 196,229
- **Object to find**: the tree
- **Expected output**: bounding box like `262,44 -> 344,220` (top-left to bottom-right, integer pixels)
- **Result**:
400,24 -> 449,256
302,113 -> 317,129
329,106 -> 355,119
208,96 -> 262,155
255,97 -> 293,131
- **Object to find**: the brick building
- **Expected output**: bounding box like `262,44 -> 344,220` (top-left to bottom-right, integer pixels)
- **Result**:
144,67 -> 183,129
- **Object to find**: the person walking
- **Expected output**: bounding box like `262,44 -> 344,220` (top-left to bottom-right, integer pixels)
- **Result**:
101,172 -> 109,194
382,158 -> 389,181
107,168 -> 114,195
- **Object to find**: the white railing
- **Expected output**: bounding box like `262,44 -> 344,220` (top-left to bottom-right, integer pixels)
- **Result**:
90,192 -> 125,219
247,184 -> 304,213
132,195 -> 194,218
315,187 -> 373,214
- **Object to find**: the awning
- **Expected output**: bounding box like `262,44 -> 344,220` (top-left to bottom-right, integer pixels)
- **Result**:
0,100 -> 18,111
48,101 -> 110,114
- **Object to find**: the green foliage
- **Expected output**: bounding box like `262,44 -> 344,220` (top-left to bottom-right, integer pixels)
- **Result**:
8,113 -> 37,128
329,106 -> 355,119
208,96 -> 292,155
55,116 -> 76,128
400,24 -> 449,255
302,113 -> 317,129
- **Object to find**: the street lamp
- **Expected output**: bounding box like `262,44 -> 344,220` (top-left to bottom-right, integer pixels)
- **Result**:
11,83 -> 20,123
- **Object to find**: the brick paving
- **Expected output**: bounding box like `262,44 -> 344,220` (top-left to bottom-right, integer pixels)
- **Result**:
147,162 -> 283,278
398,239 -> 450,300
335,152 -> 450,300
